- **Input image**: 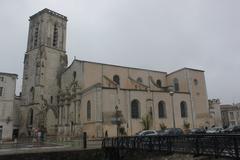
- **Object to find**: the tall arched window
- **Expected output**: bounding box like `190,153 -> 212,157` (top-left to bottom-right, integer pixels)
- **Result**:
156,79 -> 162,88
131,99 -> 140,119
194,79 -> 198,85
0,87 -> 3,97
50,96 -> 53,104
73,71 -> 77,80
53,24 -> 58,47
57,96 -> 60,104
180,101 -> 188,118
173,78 -> 179,92
158,101 -> 166,118
34,26 -> 39,47
29,108 -> 33,126
30,87 -> 35,102
113,75 -> 120,85
87,101 -> 91,120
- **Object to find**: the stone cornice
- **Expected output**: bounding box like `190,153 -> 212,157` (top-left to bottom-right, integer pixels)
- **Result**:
30,8 -> 67,21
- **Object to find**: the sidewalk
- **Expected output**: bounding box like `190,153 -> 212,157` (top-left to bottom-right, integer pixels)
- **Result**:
0,139 -> 102,156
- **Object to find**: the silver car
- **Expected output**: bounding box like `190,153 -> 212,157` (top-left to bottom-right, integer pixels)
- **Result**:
206,127 -> 223,134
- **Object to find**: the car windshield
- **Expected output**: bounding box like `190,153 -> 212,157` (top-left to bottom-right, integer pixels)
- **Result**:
135,131 -> 142,135
208,128 -> 215,131
164,129 -> 170,132
157,130 -> 164,134
208,127 -> 220,131
144,131 -> 154,135
191,128 -> 199,131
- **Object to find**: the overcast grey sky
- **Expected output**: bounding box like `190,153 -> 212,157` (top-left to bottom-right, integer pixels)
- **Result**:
0,0 -> 239,104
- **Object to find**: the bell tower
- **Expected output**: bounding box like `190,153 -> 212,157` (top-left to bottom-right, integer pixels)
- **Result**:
21,9 -> 68,135
26,8 -> 67,52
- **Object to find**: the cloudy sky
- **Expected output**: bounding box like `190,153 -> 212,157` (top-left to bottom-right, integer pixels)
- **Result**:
0,0 -> 239,104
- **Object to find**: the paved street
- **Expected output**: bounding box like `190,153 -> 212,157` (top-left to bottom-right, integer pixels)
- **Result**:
0,139 -> 102,155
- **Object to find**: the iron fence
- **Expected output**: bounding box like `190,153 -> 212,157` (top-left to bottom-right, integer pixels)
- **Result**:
102,134 -> 240,160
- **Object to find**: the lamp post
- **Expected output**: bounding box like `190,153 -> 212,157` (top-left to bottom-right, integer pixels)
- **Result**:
115,105 -> 121,137
169,91 -> 176,128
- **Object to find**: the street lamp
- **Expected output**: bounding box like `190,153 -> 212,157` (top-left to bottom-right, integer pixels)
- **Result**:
169,90 -> 176,128
115,105 -> 121,137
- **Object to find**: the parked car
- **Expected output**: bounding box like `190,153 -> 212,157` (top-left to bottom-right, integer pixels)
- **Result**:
159,128 -> 184,136
135,130 -> 158,136
206,127 -> 223,134
222,125 -> 240,134
189,128 -> 206,134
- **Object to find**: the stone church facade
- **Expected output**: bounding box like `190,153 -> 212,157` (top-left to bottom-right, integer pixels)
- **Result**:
19,9 -> 209,138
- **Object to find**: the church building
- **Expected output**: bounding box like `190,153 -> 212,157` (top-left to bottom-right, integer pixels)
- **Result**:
19,8 -> 209,138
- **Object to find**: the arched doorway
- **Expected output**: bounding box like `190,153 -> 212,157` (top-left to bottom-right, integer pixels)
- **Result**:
45,109 -> 57,136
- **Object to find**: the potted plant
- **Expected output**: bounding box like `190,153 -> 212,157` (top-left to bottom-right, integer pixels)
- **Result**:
183,121 -> 190,134
160,123 -> 167,130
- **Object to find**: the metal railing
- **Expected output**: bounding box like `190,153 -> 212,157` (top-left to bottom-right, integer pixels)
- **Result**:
102,134 -> 240,160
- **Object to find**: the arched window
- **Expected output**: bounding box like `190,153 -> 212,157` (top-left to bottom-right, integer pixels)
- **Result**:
113,75 -> 120,85
137,77 -> 143,83
30,87 -> 35,102
180,101 -> 188,118
173,78 -> 179,92
87,101 -> 91,120
0,87 -> 3,97
53,24 -> 58,47
34,26 -> 39,47
29,108 -> 33,126
156,79 -> 162,88
50,96 -> 53,104
57,96 -> 60,104
73,71 -> 76,80
158,101 -> 166,118
194,79 -> 198,85
131,99 -> 140,119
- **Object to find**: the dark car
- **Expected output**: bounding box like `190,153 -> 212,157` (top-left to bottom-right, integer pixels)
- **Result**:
135,130 -> 158,136
159,128 -> 184,136
189,128 -> 206,134
223,125 -> 240,134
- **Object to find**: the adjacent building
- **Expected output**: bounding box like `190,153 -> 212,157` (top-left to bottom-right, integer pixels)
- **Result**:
208,99 -> 240,129
221,104 -> 240,128
18,8 -> 210,138
0,72 -> 18,140
208,99 -> 222,127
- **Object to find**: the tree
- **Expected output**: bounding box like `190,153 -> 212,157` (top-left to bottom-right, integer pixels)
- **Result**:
183,121 -> 190,134
119,127 -> 127,136
140,114 -> 152,130
160,123 -> 167,130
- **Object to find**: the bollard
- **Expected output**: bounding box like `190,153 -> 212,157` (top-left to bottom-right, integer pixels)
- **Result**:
83,132 -> 87,149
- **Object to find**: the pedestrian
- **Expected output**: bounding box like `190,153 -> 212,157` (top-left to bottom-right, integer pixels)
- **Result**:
37,129 -> 41,143
105,130 -> 108,138
40,130 -> 44,143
